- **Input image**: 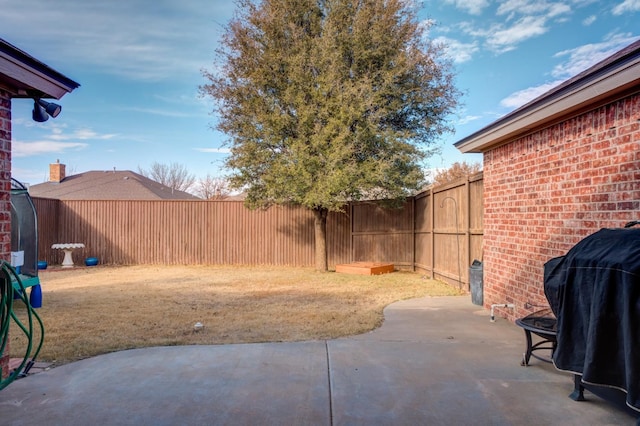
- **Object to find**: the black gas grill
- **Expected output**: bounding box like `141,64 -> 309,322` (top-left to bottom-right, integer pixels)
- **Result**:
530,226 -> 640,419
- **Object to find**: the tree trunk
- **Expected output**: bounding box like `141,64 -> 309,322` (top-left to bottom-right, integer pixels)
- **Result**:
312,207 -> 328,272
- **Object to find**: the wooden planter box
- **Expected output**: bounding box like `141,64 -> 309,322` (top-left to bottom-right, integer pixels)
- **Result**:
335,262 -> 395,275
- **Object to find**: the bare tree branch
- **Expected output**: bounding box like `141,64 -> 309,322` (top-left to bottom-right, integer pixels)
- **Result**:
194,174 -> 231,200
138,162 -> 196,192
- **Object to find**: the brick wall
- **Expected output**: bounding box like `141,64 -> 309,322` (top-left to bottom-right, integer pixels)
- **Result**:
49,160 -> 65,182
483,93 -> 640,321
0,89 -> 10,378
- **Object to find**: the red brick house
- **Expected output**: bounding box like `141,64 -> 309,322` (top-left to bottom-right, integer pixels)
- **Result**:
455,40 -> 640,321
0,38 -> 79,378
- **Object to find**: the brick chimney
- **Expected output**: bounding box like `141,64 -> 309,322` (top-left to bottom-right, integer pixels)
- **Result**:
49,159 -> 66,183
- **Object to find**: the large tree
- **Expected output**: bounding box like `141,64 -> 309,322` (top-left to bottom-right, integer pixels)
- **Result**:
201,0 -> 460,271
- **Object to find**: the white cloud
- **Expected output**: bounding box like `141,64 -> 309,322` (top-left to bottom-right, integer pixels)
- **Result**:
464,0 -> 572,53
124,107 -> 194,118
458,114 -> 482,125
497,0 -> 571,19
486,16 -> 549,53
551,32 -> 640,78
12,140 -> 88,158
47,127 -> 118,141
442,0 -> 490,15
72,129 -> 118,140
497,0 -> 544,16
193,147 -> 231,154
582,15 -> 597,25
0,0 -> 234,81
499,31 -> 640,110
547,3 -> 572,17
35,123 -> 117,142
499,80 -> 565,108
434,36 -> 479,63
459,2 -> 571,53
612,0 -> 640,15
11,122 -> 117,157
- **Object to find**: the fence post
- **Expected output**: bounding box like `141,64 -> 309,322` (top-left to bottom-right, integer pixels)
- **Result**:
349,202 -> 354,263
430,186 -> 435,279
465,177 -> 471,289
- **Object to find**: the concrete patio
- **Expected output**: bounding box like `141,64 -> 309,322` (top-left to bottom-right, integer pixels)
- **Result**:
0,296 -> 637,425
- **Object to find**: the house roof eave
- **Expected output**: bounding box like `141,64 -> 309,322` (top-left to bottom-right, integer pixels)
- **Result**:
0,38 -> 80,99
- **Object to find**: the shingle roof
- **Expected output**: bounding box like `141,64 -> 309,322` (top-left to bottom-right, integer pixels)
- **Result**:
28,170 -> 200,200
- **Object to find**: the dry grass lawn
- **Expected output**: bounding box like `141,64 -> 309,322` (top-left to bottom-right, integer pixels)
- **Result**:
10,265 -> 462,366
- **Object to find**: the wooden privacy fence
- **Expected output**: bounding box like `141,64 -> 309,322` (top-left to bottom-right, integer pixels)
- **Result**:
36,200 -> 350,267
349,172 -> 483,288
421,173 -> 484,287
33,173 -> 482,288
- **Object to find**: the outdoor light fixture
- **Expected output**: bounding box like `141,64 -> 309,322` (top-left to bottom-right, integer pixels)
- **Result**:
32,98 -> 62,122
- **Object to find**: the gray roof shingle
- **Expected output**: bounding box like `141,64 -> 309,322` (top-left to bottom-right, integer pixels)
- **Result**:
28,170 -> 200,200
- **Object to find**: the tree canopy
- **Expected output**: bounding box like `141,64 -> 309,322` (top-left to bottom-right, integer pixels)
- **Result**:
201,0 -> 460,270
432,161 -> 482,187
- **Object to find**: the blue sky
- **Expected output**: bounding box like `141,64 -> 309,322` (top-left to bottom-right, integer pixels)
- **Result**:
2,0 -> 639,187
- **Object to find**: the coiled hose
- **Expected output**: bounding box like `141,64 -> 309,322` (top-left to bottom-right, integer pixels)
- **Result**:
0,261 -> 45,391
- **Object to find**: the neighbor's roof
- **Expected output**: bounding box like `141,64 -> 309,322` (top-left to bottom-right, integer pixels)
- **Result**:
455,39 -> 640,154
28,171 -> 200,200
0,37 -> 80,99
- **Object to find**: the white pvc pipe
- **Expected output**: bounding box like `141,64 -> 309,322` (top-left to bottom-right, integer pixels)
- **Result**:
490,303 -> 515,322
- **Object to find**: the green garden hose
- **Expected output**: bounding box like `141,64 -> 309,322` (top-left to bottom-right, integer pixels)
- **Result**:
0,261 -> 45,391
